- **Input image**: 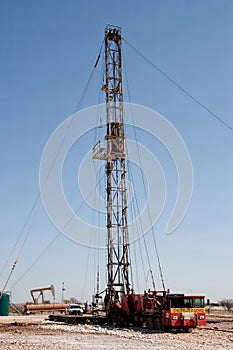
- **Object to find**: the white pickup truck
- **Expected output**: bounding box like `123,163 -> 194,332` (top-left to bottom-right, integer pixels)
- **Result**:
65,304 -> 84,315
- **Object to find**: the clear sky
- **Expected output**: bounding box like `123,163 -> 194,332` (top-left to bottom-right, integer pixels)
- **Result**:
0,0 -> 233,304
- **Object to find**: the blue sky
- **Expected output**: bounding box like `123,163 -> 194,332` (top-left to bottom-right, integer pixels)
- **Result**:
1,0 -> 233,304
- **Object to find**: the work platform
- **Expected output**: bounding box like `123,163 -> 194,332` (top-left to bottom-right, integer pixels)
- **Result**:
49,313 -> 107,325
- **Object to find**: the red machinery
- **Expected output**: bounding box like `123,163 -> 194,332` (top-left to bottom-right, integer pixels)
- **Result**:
107,290 -> 206,331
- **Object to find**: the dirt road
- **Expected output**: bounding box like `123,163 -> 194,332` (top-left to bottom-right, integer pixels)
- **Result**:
0,314 -> 233,349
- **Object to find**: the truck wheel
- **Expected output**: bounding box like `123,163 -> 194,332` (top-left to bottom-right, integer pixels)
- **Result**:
146,317 -> 154,330
111,314 -> 118,327
154,317 -> 161,331
184,327 -> 192,333
117,314 -> 127,327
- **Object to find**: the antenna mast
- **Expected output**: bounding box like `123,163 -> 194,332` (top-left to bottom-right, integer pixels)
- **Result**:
93,25 -> 130,302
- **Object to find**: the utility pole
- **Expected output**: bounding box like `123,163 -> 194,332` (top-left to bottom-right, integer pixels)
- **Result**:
93,25 -> 130,303
61,282 -> 65,304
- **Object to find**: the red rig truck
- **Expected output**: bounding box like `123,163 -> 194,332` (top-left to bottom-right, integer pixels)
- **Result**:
107,290 -> 206,331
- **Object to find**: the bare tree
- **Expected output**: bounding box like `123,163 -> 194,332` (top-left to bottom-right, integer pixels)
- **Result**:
64,297 -> 80,304
219,299 -> 233,312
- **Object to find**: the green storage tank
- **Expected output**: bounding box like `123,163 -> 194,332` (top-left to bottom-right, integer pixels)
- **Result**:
0,293 -> 9,316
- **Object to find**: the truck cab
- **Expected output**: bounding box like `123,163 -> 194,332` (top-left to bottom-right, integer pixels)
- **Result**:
162,294 -> 206,331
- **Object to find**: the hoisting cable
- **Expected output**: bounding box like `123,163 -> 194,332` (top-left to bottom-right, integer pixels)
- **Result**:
11,171 -> 104,290
0,261 -> 16,300
126,178 -> 141,291
123,50 -> 165,290
132,241 -> 141,291
127,168 -> 148,290
9,233 -> 60,290
123,56 -> 151,290
4,40 -> 104,290
10,172 -> 106,290
96,169 -> 102,302
0,195 -> 40,280
0,208 -> 38,298
128,240 -> 134,292
127,158 -> 156,290
124,128 -> 156,289
128,110 -> 166,290
123,38 -> 233,133
81,161 -> 99,301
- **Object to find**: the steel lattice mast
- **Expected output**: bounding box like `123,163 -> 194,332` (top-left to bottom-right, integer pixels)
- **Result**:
93,25 -> 130,300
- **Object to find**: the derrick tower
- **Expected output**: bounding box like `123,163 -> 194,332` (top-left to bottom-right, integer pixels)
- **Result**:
93,25 -> 130,300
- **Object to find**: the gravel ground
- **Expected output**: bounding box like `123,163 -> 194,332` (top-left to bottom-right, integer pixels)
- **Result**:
0,314 -> 233,349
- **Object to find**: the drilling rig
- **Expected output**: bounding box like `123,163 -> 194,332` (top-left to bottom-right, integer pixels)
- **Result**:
93,25 -> 130,302
94,25 -> 206,331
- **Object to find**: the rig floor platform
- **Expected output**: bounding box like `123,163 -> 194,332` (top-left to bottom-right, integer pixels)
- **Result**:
48,313 -> 107,325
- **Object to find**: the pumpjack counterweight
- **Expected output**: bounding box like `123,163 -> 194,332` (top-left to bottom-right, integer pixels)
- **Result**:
93,25 -> 130,301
